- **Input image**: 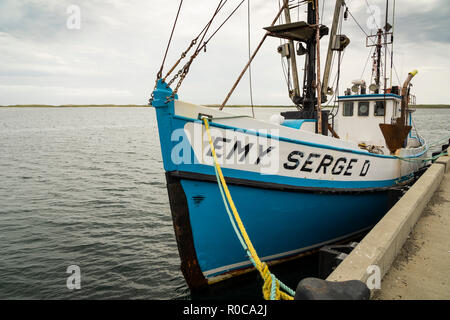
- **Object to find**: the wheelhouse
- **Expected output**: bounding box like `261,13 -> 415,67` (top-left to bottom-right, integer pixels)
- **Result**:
334,93 -> 419,154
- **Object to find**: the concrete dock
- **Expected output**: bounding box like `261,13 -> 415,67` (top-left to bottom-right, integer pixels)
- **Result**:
327,148 -> 450,300
373,170 -> 449,299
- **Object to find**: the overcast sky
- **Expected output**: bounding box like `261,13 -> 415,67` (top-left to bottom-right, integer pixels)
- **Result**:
0,0 -> 448,105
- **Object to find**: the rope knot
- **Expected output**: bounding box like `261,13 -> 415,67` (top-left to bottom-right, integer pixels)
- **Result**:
261,263 -> 280,300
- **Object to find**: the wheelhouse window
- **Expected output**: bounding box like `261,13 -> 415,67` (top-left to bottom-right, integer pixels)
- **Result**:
374,101 -> 385,116
358,101 -> 369,116
343,101 -> 354,116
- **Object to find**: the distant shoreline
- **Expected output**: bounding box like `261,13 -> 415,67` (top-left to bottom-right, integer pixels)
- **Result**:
1,104 -> 449,109
0,104 -> 149,108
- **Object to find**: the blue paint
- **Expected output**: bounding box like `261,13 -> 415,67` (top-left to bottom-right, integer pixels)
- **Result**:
181,179 -> 388,277
151,80 -> 179,171
281,119 -> 316,130
150,82 -> 425,281
338,93 -> 402,100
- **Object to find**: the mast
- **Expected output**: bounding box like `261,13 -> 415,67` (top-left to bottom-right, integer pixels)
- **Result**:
375,29 -> 382,93
303,1 -> 317,116
282,0 -> 301,101
271,1 -> 320,120
315,0 -> 322,134
384,0 -> 389,93
264,1 -> 330,125
367,1 -> 392,94
322,0 -> 346,99
390,0 -> 396,87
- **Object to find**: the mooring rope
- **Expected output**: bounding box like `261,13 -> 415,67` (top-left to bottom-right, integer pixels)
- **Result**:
427,135 -> 450,149
202,117 -> 295,300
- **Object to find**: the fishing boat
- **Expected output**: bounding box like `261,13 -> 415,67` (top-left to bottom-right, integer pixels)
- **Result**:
150,0 -> 427,291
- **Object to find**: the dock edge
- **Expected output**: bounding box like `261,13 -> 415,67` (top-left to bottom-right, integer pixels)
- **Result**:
326,147 -> 450,296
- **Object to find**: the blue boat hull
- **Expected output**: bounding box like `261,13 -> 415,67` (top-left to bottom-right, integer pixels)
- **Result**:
151,80 -> 426,290
166,171 -> 389,289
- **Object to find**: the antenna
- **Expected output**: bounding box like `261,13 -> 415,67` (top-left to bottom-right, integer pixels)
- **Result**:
390,0 -> 396,87
366,20 -> 392,93
384,0 -> 389,94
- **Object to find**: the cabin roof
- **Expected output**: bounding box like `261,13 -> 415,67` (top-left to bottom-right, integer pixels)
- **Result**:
338,93 -> 402,101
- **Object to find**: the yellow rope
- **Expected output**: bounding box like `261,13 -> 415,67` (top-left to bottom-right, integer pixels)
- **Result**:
202,117 -> 293,300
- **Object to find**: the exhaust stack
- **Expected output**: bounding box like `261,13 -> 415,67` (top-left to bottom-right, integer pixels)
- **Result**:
379,70 -> 418,153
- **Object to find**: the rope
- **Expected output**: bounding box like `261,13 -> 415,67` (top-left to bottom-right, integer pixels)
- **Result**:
395,150 -> 447,163
428,135 -> 450,148
201,0 -> 246,51
157,0 -> 183,79
166,0 -> 247,102
163,1 -> 228,82
165,0 -> 227,89
202,117 -> 295,300
220,3 -> 287,110
360,46 -> 374,80
346,8 -> 370,39
345,5 -> 402,86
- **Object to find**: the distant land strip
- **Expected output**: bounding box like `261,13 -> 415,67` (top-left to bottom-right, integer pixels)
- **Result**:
0,104 -> 449,108
0,104 -> 149,108
206,104 -> 450,109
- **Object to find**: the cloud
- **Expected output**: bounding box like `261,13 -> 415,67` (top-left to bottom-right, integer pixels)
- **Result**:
0,0 -> 448,105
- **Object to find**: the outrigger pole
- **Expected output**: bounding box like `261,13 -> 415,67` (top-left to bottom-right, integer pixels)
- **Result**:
219,3 -> 287,110
322,0 -> 346,99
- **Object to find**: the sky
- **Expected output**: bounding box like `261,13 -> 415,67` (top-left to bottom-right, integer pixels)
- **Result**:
0,0 -> 448,106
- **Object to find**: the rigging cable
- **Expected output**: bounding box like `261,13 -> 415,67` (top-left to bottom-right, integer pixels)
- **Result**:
150,0 -> 183,103
346,5 -> 401,85
219,2 -> 288,109
320,0 -> 325,23
157,0 -> 183,79
364,0 -> 379,31
278,0 -> 293,100
247,0 -> 255,117
346,8 -> 370,38
201,0 -> 246,51
360,46 -> 374,80
326,4 -> 345,118
165,0 -> 227,88
390,0 -> 396,87
163,0 -> 229,82
167,0 -> 248,101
